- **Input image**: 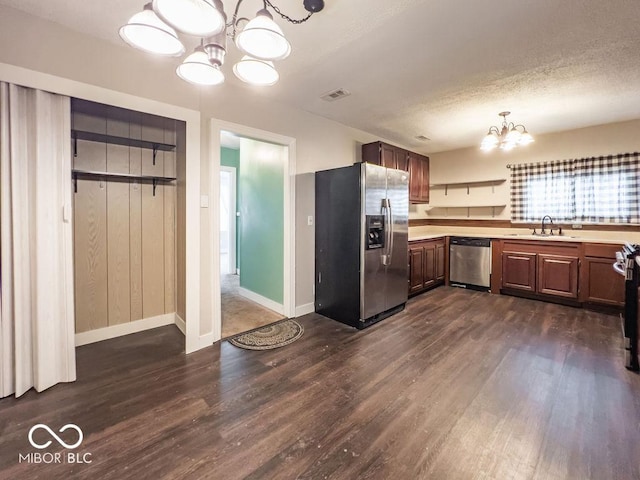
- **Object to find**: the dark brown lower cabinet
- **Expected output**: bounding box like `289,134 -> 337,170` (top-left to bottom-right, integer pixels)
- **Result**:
537,254 -> 579,299
499,240 -> 581,302
435,243 -> 445,281
580,243 -> 625,307
501,252 -> 537,292
409,238 -> 445,295
409,245 -> 425,295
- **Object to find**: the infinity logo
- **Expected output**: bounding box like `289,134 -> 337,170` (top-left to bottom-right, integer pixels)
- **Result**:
28,424 -> 83,450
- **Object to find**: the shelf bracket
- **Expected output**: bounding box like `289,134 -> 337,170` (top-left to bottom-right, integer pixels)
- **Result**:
445,184 -> 448,196
73,172 -> 78,193
153,178 -> 158,196
73,135 -> 78,158
152,145 -> 158,165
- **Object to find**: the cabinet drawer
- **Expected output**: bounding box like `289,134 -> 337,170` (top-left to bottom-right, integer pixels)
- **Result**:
583,242 -> 622,258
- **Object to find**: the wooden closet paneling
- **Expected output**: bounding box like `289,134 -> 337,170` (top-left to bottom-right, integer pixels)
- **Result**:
107,181 -> 131,325
130,180 -> 143,322
141,115 -> 164,143
164,184 -> 176,313
74,111 -> 106,134
129,146 -> 142,175
75,140 -> 106,171
74,178 -> 108,333
106,106 -> 129,137
141,182 -> 166,319
163,118 -> 177,178
141,147 -> 163,177
106,144 -> 129,174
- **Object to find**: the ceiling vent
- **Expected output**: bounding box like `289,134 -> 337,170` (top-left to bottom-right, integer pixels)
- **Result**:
415,135 -> 431,141
321,88 -> 351,102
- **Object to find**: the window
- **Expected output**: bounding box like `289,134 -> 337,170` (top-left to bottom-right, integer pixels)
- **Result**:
511,153 -> 640,224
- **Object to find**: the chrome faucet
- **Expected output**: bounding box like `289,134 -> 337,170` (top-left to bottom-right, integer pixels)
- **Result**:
541,215 -> 553,234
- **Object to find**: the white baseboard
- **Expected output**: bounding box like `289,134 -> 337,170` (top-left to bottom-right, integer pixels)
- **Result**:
237,287 -> 285,316
174,314 -> 186,335
75,313 -> 176,347
295,302 -> 315,317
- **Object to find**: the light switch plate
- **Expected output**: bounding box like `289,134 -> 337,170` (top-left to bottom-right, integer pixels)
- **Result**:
307,215 -> 314,226
200,195 -> 209,208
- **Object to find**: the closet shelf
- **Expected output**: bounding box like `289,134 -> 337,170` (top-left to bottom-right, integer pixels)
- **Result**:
72,129 -> 176,152
72,169 -> 176,196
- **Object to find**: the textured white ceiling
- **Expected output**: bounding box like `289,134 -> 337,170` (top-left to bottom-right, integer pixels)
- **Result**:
2,0 -> 640,152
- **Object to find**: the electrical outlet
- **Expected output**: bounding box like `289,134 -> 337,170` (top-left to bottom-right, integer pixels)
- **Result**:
572,224 -> 583,229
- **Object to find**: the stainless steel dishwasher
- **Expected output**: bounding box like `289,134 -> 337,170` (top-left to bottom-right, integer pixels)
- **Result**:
449,237 -> 491,291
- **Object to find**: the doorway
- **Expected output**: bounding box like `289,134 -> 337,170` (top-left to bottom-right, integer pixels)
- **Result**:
219,166 -> 236,276
217,129 -> 292,339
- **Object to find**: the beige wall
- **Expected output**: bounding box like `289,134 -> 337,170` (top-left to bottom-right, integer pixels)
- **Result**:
416,119 -> 640,222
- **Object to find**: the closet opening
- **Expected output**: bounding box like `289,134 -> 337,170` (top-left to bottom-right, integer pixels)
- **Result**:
71,98 -> 186,348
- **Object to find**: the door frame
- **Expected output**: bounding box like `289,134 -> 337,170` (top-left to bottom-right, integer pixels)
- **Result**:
219,166 -> 237,275
209,119 -> 296,343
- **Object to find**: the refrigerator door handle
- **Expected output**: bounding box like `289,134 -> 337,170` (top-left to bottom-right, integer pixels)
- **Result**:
381,198 -> 392,266
387,199 -> 394,263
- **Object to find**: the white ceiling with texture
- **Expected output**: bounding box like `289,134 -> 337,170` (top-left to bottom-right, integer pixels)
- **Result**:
2,0 -> 640,152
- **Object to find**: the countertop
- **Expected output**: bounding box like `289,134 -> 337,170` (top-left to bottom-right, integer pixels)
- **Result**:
408,232 -> 625,244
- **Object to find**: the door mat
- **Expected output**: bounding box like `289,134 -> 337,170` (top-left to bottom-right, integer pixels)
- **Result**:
228,319 -> 304,350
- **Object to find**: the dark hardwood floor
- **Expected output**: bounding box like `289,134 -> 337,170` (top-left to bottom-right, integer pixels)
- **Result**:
1,287 -> 639,479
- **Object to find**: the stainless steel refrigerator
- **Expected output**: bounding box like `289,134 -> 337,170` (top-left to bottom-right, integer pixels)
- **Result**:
315,162 -> 409,329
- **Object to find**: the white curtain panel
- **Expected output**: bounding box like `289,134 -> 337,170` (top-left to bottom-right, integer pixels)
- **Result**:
0,82 -> 76,398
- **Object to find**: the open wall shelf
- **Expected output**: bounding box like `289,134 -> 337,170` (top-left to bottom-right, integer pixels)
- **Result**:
72,169 -> 176,196
72,129 -> 176,165
429,178 -> 506,195
427,203 -> 507,209
72,130 -> 176,151
425,204 -> 507,218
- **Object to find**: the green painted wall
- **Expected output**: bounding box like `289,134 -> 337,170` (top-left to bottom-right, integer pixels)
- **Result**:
221,147 -> 240,270
238,139 -> 284,304
221,146 -> 239,170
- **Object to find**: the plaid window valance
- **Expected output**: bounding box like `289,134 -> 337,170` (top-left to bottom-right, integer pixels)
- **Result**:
510,152 -> 640,224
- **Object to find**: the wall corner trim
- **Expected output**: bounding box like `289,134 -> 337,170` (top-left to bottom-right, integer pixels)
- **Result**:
174,314 -> 186,335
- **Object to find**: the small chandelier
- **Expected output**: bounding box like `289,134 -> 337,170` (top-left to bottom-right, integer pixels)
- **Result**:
119,0 -> 324,87
480,111 -> 534,151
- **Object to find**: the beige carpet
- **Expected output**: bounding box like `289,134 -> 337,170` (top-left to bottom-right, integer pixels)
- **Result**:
221,274 -> 286,339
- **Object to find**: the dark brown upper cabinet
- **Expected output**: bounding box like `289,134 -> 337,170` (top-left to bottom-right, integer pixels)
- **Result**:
362,141 -> 429,204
